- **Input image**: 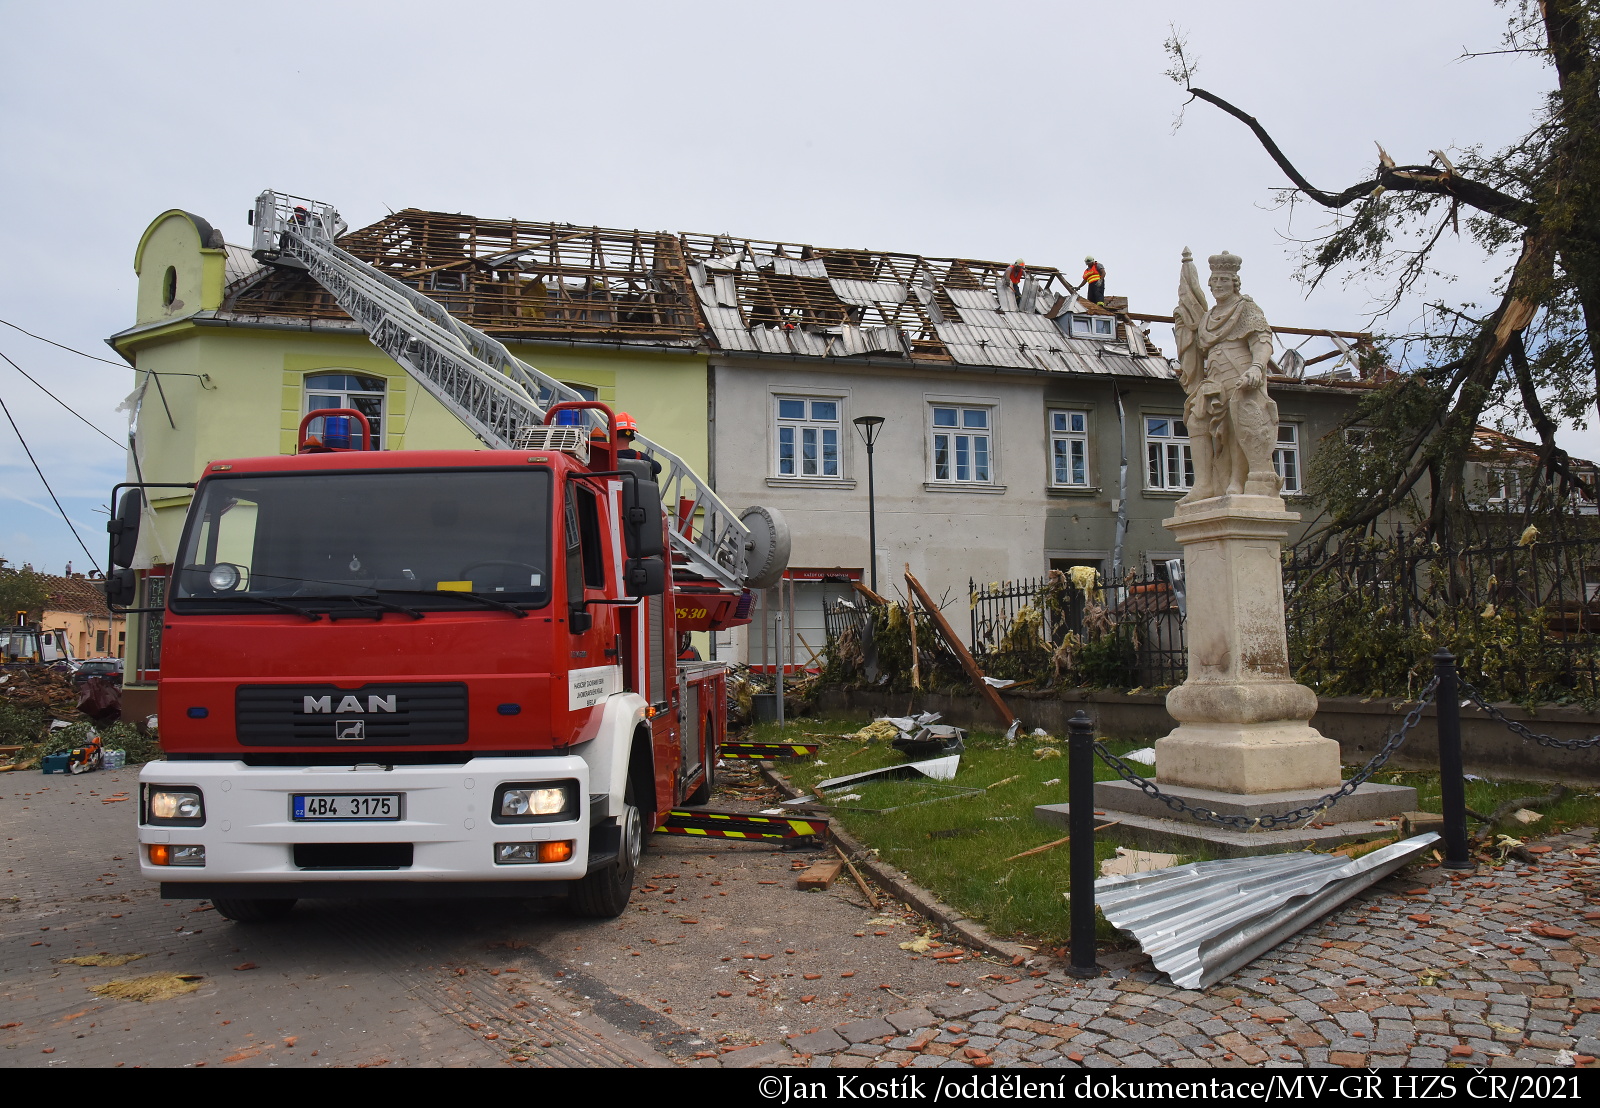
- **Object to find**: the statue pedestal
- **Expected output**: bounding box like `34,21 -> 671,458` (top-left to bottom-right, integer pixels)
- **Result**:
1155,494 -> 1342,793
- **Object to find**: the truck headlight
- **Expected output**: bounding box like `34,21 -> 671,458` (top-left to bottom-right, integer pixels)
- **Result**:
142,785 -> 205,826
493,781 -> 578,823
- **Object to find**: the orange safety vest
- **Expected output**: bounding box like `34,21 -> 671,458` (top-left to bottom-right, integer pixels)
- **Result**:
1082,263 -> 1104,286
1006,263 -> 1025,286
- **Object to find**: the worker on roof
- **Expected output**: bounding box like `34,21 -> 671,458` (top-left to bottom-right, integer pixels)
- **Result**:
614,412 -> 662,478
1005,258 -> 1026,288
1082,256 -> 1106,306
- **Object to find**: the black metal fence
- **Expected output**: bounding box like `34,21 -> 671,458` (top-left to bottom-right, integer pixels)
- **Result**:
949,518 -> 1600,702
968,569 -> 1187,690
1284,523 -> 1600,702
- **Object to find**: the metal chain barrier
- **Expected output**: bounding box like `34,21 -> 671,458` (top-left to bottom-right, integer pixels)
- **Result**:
1457,680 -> 1600,750
1090,675 -> 1441,831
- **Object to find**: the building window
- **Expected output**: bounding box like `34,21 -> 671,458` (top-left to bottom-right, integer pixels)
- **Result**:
1069,314 -> 1116,339
304,373 -> 386,447
95,629 -> 107,653
1050,410 -> 1089,487
1145,417 -> 1193,491
1273,424 -> 1301,494
1486,467 -> 1522,505
775,397 -> 841,478
930,405 -> 993,483
563,383 -> 599,402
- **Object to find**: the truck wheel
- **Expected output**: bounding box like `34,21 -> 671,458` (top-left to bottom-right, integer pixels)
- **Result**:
567,786 -> 643,919
211,897 -> 297,923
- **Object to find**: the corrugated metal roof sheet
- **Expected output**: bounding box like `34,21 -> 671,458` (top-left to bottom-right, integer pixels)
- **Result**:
945,287 -> 997,317
1093,833 -> 1441,989
773,256 -> 828,278
829,278 -> 909,307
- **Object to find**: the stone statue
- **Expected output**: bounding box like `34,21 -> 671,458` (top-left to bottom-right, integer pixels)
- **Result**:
1173,249 -> 1281,504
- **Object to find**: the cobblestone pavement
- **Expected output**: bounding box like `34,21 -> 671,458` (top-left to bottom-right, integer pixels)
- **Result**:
7,765 -> 1598,1068
708,830 -> 1600,1069
1,762 -> 1056,1068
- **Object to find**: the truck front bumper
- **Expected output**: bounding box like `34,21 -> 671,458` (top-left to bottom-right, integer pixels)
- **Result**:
138,758 -> 598,896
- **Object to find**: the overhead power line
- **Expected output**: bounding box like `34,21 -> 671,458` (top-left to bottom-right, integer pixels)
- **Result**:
0,317 -> 128,367
0,391 -> 102,573
0,316 -> 213,382
0,348 -> 122,447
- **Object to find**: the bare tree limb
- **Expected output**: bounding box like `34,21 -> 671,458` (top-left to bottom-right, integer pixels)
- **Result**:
1186,86 -> 1535,225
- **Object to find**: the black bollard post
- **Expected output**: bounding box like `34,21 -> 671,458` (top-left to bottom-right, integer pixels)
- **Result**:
1067,710 -> 1099,977
1433,650 -> 1473,870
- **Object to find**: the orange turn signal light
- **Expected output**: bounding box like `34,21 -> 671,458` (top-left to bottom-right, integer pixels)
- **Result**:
537,840 -> 574,864
148,843 -> 171,866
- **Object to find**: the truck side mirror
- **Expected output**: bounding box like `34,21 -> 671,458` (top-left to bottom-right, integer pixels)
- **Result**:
624,556 -> 665,597
107,490 -> 141,568
618,460 -> 664,559
104,568 -> 137,608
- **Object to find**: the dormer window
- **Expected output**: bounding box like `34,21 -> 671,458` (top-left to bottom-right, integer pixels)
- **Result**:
1070,314 -> 1116,339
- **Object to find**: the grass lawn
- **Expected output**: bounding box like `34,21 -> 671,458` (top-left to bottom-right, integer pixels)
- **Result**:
740,717 -> 1600,950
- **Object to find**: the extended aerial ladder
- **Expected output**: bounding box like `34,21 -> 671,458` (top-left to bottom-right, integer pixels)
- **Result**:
249,190 -> 784,592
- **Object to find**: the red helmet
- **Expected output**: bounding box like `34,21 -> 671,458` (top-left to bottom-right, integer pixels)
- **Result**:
615,412 -> 639,434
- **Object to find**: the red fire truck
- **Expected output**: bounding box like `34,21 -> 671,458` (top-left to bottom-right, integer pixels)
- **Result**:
108,194 -> 789,922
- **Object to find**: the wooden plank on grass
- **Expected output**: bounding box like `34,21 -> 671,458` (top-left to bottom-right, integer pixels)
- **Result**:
796,860 -> 844,890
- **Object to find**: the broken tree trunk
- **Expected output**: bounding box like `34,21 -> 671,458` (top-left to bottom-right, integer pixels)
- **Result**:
903,566 -> 1017,728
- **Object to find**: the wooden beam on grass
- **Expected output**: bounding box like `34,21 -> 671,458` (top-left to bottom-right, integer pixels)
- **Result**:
903,565 -> 1016,728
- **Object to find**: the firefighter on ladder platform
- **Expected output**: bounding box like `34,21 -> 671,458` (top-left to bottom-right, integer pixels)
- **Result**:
1080,256 -> 1106,306
613,412 -> 662,478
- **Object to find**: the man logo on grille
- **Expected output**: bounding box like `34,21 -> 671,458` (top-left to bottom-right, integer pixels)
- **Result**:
335,719 -> 366,741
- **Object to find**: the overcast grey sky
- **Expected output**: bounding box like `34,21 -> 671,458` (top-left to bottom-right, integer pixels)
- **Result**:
0,0 -> 1563,573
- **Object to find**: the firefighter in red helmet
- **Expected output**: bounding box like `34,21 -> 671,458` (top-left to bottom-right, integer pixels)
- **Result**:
614,412 -> 662,478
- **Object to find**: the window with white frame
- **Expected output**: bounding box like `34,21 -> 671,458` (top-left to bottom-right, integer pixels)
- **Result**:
1485,467 -> 1522,504
1145,416 -> 1193,491
774,397 -> 841,478
1273,424 -> 1301,494
1050,410 -> 1089,487
1069,314 -> 1117,339
305,373 -> 385,446
930,405 -> 992,483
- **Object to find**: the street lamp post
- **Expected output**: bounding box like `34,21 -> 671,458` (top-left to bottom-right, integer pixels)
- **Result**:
852,415 -> 885,595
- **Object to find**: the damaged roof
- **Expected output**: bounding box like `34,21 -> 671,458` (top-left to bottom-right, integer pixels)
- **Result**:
677,232 -> 1171,378
223,210 -> 702,346
217,208 -> 1173,378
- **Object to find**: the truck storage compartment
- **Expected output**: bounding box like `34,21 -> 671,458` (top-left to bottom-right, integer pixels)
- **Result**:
293,842 -> 414,869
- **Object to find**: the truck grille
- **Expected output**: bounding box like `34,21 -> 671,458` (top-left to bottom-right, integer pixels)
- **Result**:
235,683 -> 469,746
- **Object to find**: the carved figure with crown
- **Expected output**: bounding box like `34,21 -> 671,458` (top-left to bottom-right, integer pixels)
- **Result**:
1173,249 -> 1282,506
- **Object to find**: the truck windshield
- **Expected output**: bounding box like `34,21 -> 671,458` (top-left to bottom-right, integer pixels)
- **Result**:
171,468 -> 552,612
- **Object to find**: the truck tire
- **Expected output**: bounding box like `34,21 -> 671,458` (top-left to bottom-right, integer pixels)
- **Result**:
211,897 -> 297,923
568,784 -> 643,919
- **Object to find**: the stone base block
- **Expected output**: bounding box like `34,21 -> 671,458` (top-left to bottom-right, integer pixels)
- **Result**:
1035,802 -> 1417,858
1092,779 -> 1417,826
1154,720 -> 1342,793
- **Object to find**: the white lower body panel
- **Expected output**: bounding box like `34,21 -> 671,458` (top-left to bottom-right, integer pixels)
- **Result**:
138,758 -> 592,891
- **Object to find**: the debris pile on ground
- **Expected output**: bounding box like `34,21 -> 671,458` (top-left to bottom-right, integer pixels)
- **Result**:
0,667 -> 79,717
851,719 -> 901,744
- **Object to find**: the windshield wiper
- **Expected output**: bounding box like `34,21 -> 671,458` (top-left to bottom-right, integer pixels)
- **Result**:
310,594 -> 426,621
189,596 -> 323,622
411,589 -> 530,618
